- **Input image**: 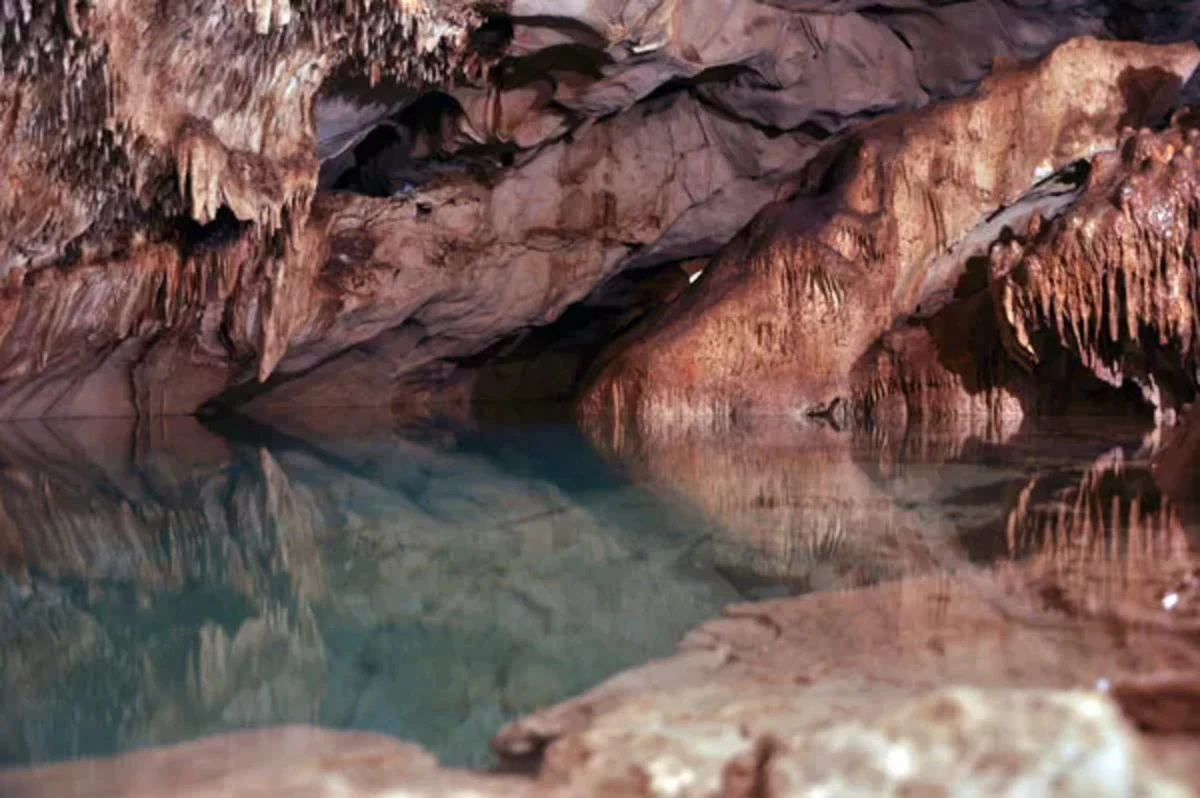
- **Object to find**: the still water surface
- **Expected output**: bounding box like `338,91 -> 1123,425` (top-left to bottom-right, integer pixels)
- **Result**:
0,414 -> 1196,767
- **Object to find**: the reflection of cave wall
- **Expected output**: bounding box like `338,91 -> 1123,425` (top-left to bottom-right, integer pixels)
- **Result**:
0,416 -> 736,768
1000,452 -> 1200,620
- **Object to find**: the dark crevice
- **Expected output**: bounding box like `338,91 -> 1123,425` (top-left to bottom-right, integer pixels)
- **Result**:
173,207 -> 249,261
449,263 -> 692,416
319,86 -> 528,198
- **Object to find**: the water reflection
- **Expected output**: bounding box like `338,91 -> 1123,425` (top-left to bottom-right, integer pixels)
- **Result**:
561,417 -> 1200,741
3,413 -> 1200,771
584,415 -> 1200,626
0,417 -> 738,768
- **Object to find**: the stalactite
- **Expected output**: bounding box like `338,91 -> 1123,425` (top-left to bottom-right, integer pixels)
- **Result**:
992,120 -> 1200,418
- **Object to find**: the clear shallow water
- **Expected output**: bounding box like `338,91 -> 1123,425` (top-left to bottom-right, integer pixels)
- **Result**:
0,414 -> 1197,768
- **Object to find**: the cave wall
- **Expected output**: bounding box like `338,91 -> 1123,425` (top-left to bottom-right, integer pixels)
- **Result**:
0,1 -> 1198,419
578,37 -> 1199,436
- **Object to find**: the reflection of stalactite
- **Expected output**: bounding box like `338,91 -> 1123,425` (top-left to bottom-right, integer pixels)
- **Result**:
1000,449 -> 1198,622
0,426 -> 329,607
259,448 -> 327,602
603,425 -> 942,593
185,601 -> 326,727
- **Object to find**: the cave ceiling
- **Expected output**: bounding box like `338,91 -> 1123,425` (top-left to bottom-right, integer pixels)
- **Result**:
0,0 -> 1198,422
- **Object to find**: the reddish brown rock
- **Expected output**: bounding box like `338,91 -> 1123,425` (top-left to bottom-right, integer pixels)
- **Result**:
0,89 -> 815,418
991,115 -> 1200,422
578,37 -> 1200,437
0,0 -> 482,275
494,449 -> 1200,794
845,289 -> 1151,436
3,3 -> 1191,420
0,726 -> 548,798
1154,403 -> 1200,505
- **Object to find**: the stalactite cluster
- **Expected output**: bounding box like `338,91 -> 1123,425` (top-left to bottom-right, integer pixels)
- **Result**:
993,118 -> 1200,418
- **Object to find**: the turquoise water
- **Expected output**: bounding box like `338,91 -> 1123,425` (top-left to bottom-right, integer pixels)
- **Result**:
0,414 -> 1194,767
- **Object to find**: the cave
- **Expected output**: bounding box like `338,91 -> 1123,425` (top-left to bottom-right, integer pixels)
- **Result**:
4,1 -> 1200,795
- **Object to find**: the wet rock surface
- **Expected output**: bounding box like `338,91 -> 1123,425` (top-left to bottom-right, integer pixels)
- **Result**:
5,2 -> 1200,797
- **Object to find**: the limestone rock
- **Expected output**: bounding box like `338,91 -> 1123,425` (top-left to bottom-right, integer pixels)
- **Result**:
0,87 -> 815,418
991,115 -> 1200,422
0,726 -> 548,798
537,685 -> 1189,798
578,37 -> 1200,436
2,3 -> 1193,419
0,0 -> 482,275
496,444 -> 1200,774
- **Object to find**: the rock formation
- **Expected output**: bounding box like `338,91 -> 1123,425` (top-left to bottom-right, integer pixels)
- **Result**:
6,2 -> 1200,796
533,686 -> 1189,797
991,115 -> 1200,424
493,442 -> 1200,794
0,2 -> 1196,419
578,37 -> 1199,437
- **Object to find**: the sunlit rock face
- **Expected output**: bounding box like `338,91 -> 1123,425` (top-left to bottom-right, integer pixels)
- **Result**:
578,38 -> 1199,436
